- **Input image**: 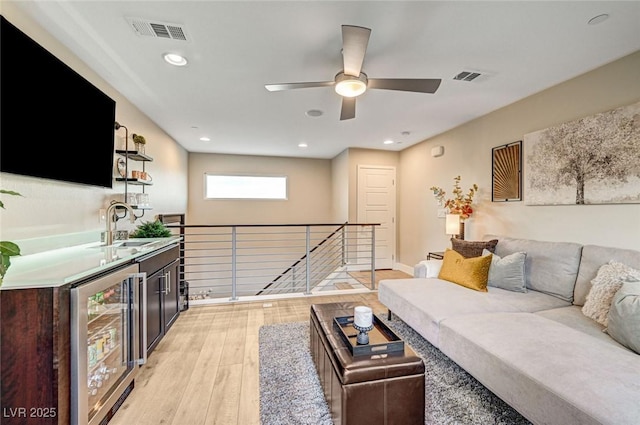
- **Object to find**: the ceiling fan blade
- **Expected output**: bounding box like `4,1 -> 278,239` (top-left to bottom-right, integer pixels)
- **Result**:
342,25 -> 371,77
340,97 -> 356,121
265,81 -> 334,92
368,78 -> 442,93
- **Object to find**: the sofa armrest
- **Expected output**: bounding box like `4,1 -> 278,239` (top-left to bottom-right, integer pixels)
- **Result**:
414,260 -> 443,278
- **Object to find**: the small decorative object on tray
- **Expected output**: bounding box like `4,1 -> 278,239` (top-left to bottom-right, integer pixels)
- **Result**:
353,322 -> 374,345
353,305 -> 374,344
334,313 -> 404,356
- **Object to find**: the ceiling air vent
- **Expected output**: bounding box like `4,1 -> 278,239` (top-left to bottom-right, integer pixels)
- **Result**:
126,17 -> 189,41
453,71 -> 482,82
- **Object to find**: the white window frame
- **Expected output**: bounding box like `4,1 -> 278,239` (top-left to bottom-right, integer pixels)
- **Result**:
204,174 -> 288,200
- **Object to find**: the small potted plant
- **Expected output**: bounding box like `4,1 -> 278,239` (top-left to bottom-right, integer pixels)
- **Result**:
132,133 -> 146,154
130,220 -> 172,239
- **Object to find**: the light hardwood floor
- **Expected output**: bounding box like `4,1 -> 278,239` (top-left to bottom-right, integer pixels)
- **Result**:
109,291 -> 389,425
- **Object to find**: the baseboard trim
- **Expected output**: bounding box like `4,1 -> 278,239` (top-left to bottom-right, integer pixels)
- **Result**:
394,262 -> 413,276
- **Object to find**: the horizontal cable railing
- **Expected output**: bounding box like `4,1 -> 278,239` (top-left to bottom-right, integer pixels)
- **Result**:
159,219 -> 379,305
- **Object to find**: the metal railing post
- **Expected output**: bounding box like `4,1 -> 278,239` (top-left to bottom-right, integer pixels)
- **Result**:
370,225 -> 376,290
230,226 -> 238,301
341,225 -> 346,266
292,266 -> 296,290
305,226 -> 311,294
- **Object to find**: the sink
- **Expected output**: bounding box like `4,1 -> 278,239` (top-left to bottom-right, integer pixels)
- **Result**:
116,241 -> 151,247
89,240 -> 154,249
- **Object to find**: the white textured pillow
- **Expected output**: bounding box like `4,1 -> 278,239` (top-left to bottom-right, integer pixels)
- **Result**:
582,261 -> 640,326
482,249 -> 527,292
606,280 -> 640,354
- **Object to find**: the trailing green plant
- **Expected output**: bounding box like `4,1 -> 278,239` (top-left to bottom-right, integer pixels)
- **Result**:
129,219 -> 172,238
0,189 -> 22,286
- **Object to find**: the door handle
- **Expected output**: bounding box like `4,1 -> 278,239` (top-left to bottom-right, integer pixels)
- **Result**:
159,272 -> 168,295
133,272 -> 148,366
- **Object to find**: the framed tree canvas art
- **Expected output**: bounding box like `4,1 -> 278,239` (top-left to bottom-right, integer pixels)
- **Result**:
492,141 -> 522,202
524,101 -> 640,205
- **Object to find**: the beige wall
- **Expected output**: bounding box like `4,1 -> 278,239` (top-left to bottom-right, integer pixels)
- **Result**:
0,5 -> 188,252
398,51 -> 640,267
331,149 -> 350,222
187,153 -> 333,225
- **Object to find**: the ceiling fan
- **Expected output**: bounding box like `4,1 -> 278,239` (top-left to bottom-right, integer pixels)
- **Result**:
265,25 -> 442,121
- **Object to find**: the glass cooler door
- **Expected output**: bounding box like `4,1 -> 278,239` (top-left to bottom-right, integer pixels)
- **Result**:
71,263 -> 141,425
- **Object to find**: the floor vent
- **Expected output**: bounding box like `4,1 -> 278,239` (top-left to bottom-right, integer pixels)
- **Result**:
126,17 -> 189,41
453,71 -> 482,82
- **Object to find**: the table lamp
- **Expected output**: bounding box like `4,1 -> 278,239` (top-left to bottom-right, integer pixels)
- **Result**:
445,214 -> 461,239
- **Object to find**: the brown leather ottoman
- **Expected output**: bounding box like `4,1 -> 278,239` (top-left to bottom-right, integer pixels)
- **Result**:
310,302 -> 425,425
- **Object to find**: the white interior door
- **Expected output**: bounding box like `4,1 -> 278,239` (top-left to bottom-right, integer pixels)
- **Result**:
357,165 -> 396,269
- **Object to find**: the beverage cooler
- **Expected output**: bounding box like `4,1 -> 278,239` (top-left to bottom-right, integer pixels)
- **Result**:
71,264 -> 147,425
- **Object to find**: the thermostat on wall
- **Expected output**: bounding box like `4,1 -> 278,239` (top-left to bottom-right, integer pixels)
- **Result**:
431,146 -> 444,157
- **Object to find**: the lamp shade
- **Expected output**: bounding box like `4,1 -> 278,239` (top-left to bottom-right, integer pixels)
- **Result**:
445,214 -> 461,236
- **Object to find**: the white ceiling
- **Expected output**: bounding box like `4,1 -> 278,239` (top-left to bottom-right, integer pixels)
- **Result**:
11,1 -> 640,159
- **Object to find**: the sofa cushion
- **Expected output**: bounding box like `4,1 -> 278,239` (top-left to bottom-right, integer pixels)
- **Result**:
438,249 -> 491,291
378,278 -> 569,348
483,248 -> 527,292
451,238 -> 498,258
439,312 -> 640,425
582,261 -> 640,326
607,280 -> 640,354
535,305 -> 629,349
574,245 -> 640,306
494,237 -> 582,302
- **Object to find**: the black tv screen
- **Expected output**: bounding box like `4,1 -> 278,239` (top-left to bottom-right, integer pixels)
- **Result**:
1,15 -> 116,188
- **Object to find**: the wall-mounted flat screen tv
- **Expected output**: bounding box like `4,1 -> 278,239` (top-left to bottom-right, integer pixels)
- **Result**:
1,15 -> 116,188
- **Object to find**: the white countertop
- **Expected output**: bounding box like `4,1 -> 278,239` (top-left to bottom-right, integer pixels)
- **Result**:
0,236 -> 182,290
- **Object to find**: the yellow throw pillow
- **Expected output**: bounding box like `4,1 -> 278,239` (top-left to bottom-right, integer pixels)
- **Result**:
438,248 -> 492,292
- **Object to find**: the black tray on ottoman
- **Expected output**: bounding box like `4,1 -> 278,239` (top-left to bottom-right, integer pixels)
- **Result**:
334,314 -> 404,356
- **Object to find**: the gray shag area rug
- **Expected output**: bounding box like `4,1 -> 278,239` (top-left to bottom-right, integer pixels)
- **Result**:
259,317 -> 532,425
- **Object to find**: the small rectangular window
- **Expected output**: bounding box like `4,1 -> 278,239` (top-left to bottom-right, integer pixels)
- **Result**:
205,174 -> 287,200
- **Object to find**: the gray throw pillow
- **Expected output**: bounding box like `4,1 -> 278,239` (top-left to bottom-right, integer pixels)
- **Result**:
482,249 -> 527,292
606,280 -> 640,354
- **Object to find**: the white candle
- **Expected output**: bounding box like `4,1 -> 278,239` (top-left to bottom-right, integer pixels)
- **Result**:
354,306 -> 373,327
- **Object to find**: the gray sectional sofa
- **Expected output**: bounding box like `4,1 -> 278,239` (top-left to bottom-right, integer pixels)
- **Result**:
378,236 -> 640,425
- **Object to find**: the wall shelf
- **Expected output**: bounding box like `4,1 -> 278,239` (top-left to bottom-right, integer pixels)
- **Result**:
115,149 -> 153,162
115,147 -> 153,219
115,178 -> 153,186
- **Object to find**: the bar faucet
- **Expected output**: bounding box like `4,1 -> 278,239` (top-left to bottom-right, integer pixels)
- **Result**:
105,201 -> 136,246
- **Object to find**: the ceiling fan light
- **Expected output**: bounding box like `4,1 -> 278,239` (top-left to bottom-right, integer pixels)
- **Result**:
334,72 -> 368,98
335,79 -> 366,97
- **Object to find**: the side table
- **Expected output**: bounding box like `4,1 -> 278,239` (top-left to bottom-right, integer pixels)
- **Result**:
427,251 -> 444,260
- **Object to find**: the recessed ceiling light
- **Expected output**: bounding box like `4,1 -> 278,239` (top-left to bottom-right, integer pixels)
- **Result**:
163,53 -> 188,66
200,137 -> 211,142
383,140 -> 394,145
588,13 -> 609,25
298,142 -> 308,148
305,109 -> 323,118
